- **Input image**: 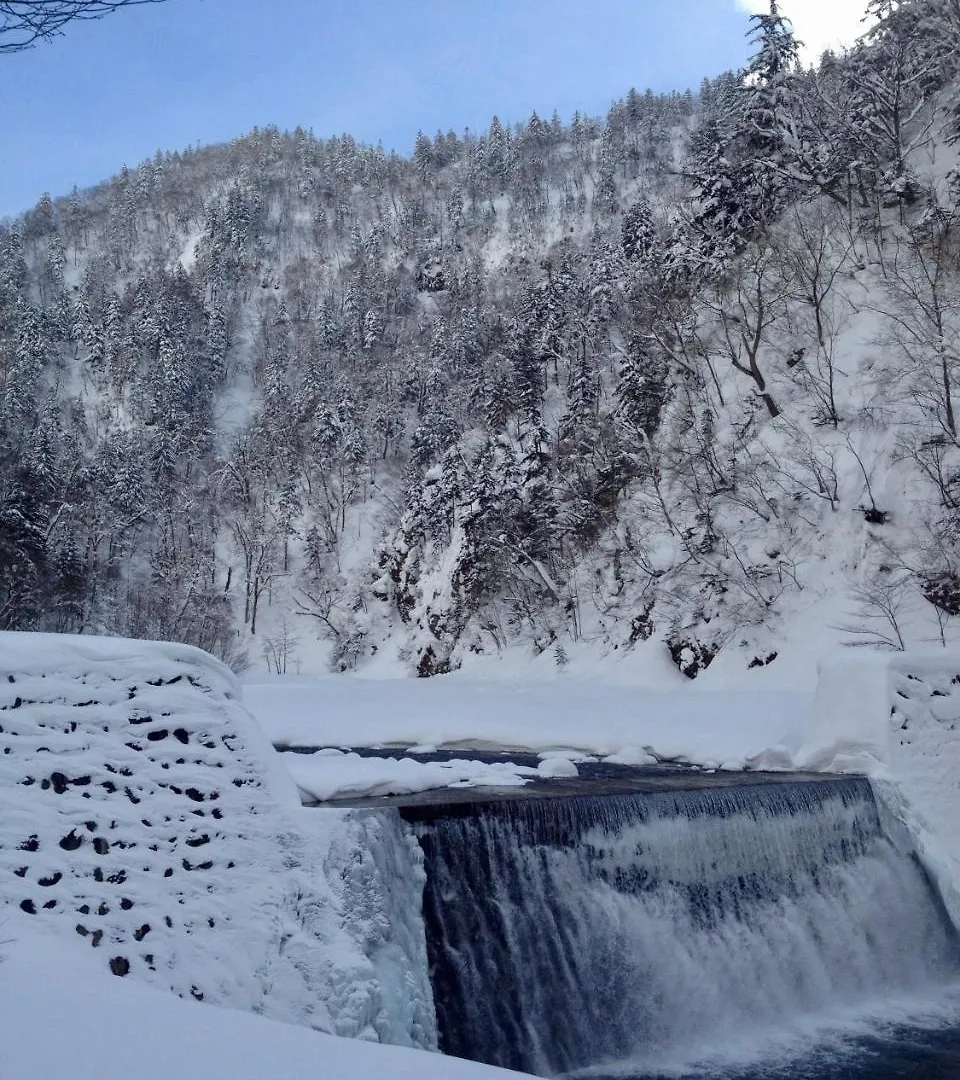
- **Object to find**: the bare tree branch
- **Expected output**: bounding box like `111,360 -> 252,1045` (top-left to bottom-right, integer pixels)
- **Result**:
0,1 -> 169,53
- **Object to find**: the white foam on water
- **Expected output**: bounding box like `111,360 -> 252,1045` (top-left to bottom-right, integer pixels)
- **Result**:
573,985 -> 960,1078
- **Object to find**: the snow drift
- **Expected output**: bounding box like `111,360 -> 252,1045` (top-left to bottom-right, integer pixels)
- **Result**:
777,650 -> 960,930
0,916 -> 511,1080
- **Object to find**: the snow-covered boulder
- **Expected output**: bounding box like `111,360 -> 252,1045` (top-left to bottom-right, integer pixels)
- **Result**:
0,632 -> 434,1047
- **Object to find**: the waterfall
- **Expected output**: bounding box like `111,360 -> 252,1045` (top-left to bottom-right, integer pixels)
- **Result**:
411,779 -> 960,1077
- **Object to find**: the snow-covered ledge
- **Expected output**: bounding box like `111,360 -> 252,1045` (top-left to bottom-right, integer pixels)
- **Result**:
0,632 -> 434,1047
791,651 -> 960,927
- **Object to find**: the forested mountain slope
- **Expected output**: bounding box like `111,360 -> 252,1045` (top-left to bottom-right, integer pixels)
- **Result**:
4,0 -> 960,680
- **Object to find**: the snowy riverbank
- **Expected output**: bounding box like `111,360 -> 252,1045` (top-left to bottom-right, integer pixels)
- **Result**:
3,631 -> 960,1080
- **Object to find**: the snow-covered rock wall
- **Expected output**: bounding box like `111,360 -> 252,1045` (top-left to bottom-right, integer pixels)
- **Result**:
0,632 -> 433,1047
787,651 -> 960,927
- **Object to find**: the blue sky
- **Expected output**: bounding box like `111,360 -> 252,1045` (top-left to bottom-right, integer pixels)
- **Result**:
0,0 -> 762,218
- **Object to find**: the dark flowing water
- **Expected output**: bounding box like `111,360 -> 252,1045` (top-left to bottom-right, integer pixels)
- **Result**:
409,779 -> 960,1079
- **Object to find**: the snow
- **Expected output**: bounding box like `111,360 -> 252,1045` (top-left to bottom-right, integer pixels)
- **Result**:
0,632 -> 435,1047
284,749 -> 582,803
247,673 -> 812,767
783,650 -> 960,928
5,631 -> 960,1080
177,224 -> 203,271
0,916 -> 517,1080
536,755 -> 579,778
287,750 -> 538,803
790,652 -> 894,773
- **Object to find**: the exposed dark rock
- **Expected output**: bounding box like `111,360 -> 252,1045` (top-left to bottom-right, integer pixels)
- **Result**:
748,651 -> 778,669
666,637 -> 718,679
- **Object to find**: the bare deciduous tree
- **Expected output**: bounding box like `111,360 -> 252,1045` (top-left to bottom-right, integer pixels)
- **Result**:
837,576 -> 912,652
778,201 -> 860,427
0,1 -> 168,52
704,248 -> 793,420
873,210 -> 960,441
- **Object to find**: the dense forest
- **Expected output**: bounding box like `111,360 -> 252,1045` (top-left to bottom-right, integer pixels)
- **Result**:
3,0 -> 960,676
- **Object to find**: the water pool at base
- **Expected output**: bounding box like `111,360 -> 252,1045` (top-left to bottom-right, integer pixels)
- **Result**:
573,995 -> 960,1079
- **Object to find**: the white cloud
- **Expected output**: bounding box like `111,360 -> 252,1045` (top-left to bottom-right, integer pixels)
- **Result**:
735,0 -> 877,63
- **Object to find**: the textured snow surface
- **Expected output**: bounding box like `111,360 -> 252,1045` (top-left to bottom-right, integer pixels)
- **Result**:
783,651 -> 960,928
248,673 -> 811,767
0,632 -> 434,1047
0,917 -> 513,1080
287,750 -> 539,802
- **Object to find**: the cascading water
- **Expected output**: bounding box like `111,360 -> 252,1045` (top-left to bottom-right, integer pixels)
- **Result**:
411,779 -> 960,1078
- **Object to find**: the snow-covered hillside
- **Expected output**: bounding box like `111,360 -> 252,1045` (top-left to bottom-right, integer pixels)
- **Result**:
1,1 -> 958,681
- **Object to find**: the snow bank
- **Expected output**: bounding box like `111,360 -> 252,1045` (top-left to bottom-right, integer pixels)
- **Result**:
784,651 -> 960,927
0,632 -> 433,1047
789,652 -> 895,773
0,915 -> 514,1080
246,673 -> 812,767
287,750 -> 539,802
